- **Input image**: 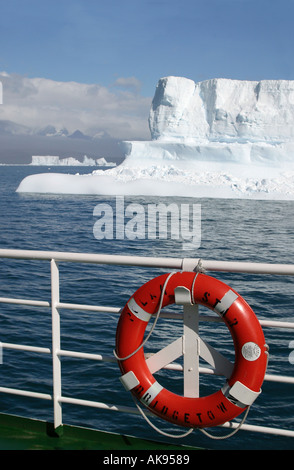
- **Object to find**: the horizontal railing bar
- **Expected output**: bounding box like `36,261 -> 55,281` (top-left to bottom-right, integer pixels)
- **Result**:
2,342 -> 293,385
0,297 -> 50,308
57,302 -> 121,314
158,363 -> 294,384
1,294 -> 294,330
1,342 -> 51,354
220,420 -> 294,438
1,248 -> 294,275
57,349 -> 116,362
259,319 -> 294,329
59,395 -> 294,438
154,362 -> 294,384
264,373 -> 294,384
59,396 -> 139,415
0,386 -> 52,401
0,249 -> 184,269
53,303 -> 294,329
57,349 -> 294,385
0,373 -> 293,407
5,382 -> 293,438
201,260 -> 294,276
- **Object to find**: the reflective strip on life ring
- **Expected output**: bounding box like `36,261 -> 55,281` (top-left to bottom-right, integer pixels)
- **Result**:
115,272 -> 268,429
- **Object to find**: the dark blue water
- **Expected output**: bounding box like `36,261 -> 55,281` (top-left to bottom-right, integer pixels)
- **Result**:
0,165 -> 294,450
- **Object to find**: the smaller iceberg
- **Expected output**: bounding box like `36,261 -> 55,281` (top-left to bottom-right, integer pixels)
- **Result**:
30,155 -> 116,166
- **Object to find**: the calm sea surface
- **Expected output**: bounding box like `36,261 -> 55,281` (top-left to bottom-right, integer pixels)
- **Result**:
0,165 -> 294,450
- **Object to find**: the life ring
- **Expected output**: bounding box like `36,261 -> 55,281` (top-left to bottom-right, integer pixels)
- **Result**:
115,272 -> 268,429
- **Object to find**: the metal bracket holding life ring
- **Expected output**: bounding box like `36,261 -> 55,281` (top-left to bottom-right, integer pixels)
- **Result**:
115,271 -> 268,435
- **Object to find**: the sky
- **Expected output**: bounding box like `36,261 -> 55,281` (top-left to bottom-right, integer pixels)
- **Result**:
1,0 -> 294,161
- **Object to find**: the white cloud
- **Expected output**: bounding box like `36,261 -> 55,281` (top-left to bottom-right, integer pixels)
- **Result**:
0,72 -> 151,140
112,76 -> 142,92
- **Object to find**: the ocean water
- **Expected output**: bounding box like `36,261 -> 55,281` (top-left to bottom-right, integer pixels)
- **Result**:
0,165 -> 294,450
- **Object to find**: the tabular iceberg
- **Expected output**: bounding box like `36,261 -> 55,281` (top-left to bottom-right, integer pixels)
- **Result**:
30,155 -> 116,166
17,76 -> 294,199
124,76 -> 294,165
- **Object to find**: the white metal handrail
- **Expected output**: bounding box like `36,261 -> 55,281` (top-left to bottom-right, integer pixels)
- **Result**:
0,248 -> 294,439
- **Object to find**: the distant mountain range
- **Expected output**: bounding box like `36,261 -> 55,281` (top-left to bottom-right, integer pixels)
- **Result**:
0,119 -> 110,140
0,119 -> 31,136
0,119 -> 125,164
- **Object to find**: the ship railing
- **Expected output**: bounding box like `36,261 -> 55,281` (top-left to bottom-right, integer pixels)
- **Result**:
0,248 -> 294,439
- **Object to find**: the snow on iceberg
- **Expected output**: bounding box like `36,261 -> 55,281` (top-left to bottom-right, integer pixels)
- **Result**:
17,76 -> 294,199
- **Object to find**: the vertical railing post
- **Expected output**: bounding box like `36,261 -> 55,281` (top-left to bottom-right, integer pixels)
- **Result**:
51,259 -> 63,433
175,286 -> 200,398
183,302 -> 200,398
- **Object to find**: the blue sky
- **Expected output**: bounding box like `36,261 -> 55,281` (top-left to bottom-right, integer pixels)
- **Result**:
1,0 -> 294,148
1,0 -> 294,96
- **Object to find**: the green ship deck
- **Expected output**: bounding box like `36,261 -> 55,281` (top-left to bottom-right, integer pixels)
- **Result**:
0,413 -> 200,451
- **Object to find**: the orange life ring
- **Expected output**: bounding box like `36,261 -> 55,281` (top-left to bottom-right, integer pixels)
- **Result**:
115,272 -> 268,429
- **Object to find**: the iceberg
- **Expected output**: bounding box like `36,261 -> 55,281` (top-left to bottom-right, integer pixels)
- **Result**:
31,156 -> 61,166
17,76 -> 294,199
96,157 -> 117,167
124,76 -> 294,165
30,155 -> 116,166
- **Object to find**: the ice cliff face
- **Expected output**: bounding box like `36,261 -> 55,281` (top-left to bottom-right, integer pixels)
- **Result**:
123,76 -> 294,165
149,76 -> 294,143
